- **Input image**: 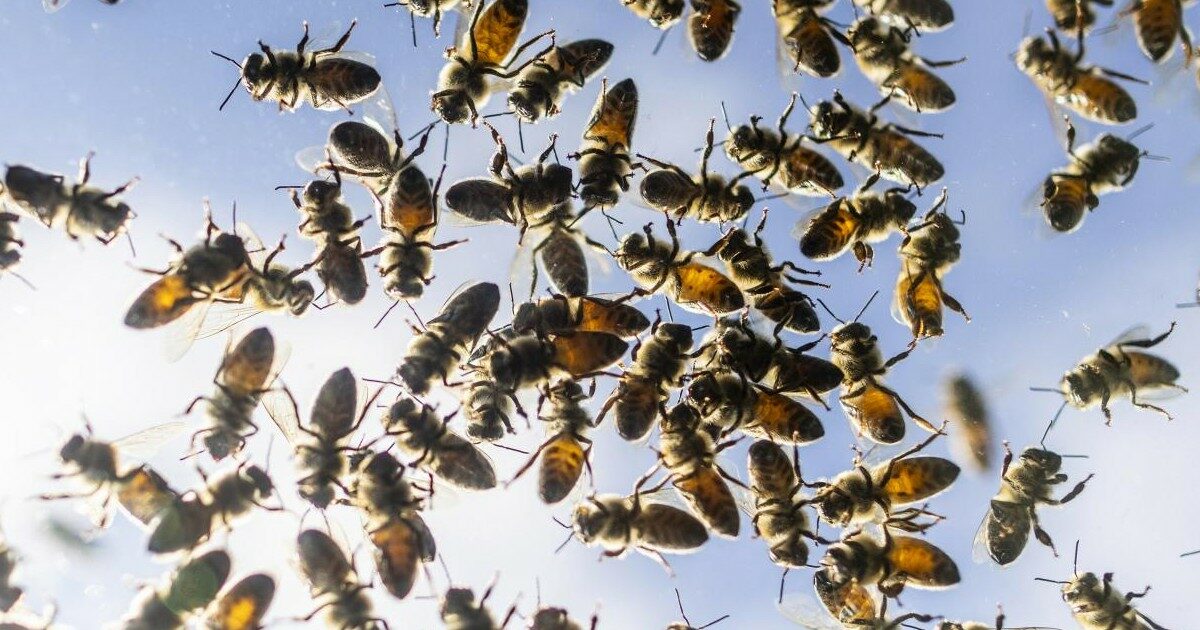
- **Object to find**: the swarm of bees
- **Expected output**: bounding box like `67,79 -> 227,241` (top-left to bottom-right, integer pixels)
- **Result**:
6,0 -> 1196,627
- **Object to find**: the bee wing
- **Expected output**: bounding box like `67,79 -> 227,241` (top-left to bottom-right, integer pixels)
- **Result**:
260,389 -> 303,448
116,466 -> 179,530
162,297 -> 214,363
731,484 -> 756,517
112,421 -> 189,465
775,593 -> 848,630
360,81 -> 400,135
193,302 -> 267,343
508,229 -> 538,299
295,144 -> 330,175
972,500 -> 1027,566
1106,324 -> 1151,347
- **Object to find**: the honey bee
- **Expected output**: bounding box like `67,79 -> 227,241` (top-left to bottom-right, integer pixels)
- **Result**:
368,166 -> 463,303
528,606 -> 596,630
508,39 -> 614,123
941,372 -> 992,472
441,584 -> 516,630
147,463 -> 277,554
893,189 -> 969,340
395,281 -> 501,395
571,77 -> 639,216
1045,0 -> 1108,34
518,200 -> 612,298
851,0 -> 955,32
596,318 -> 693,441
0,211 -> 25,287
514,295 -> 651,339
794,172 -> 917,269
382,397 -> 498,490
809,568 -> 880,625
689,0 -> 742,61
613,220 -> 745,315
687,370 -> 827,444
692,317 -> 842,401
184,327 -> 285,461
384,0 -> 466,41
772,0 -> 851,78
704,215 -> 824,335
212,21 -> 381,112
620,0 -> 686,30
431,0 -> 556,124
667,588 -> 730,629
319,119 -> 434,195
819,528 -> 960,601
118,550 -> 230,630
812,429 -> 958,532
807,92 -> 945,189
1039,120 -> 1152,233
205,573 -> 275,630
1015,24 -> 1144,125
43,0 -> 121,11
485,330 -> 629,391
462,370 -> 522,441
1055,569 -> 1167,630
509,379 -> 596,504
1129,0 -> 1193,62
4,154 -> 134,245
0,530 -> 23,613
745,440 -> 823,572
295,529 -> 387,629
975,444 -> 1093,566
847,17 -> 962,113
116,465 -> 180,529
656,403 -> 741,538
764,342 -> 845,402
639,119 -> 756,224
723,94 -> 844,196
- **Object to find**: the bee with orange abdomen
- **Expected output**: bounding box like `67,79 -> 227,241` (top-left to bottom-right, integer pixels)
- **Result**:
656,403 -> 741,538
395,281 -> 501,395
509,379 -> 596,504
818,528 -> 960,602
773,0 -> 851,78
613,220 -> 745,315
295,529 -> 386,629
687,370 -> 826,444
807,92 -> 945,188
4,153 -> 135,246
746,440 -> 823,571
206,573 -> 275,630
147,463 -> 277,555
941,372 -> 993,472
621,0 -> 686,29
1015,24 -> 1143,125
572,78 -> 639,216
1129,0 -> 1193,62
689,0 -> 742,61
485,330 -> 629,392
724,94 -> 844,196
513,295 -> 651,339
794,172 -> 917,270
382,397 -> 498,491
893,189 -> 969,341
597,319 -> 694,441
847,17 -> 962,113
809,569 -> 880,625
508,39 -> 614,123
639,119 -> 756,224
1039,119 -> 1152,234
1046,0 -> 1109,34
431,0 -> 556,124
1053,323 -> 1184,424
118,549 -> 230,630
851,0 -> 954,32
1057,569 -> 1167,630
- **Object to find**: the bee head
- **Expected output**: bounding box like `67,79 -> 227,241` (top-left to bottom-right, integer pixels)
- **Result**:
649,0 -> 685,27
506,91 -> 543,124
847,16 -> 887,50
655,322 -> 695,351
299,482 -> 335,510
432,90 -> 472,125
1062,572 -> 1101,604
241,53 -> 270,92
203,431 -> 239,461
244,465 -> 275,499
660,402 -> 701,434
542,163 -> 575,205
288,280 -> 316,315
385,274 -> 425,301
1060,368 -> 1098,407
571,501 -> 605,543
830,321 -> 872,345
302,179 -> 341,207
358,450 -> 401,479
1019,447 -> 1063,473
1015,37 -> 1050,72
808,101 -> 839,138
531,608 -> 571,627
440,587 -> 478,616
614,232 -> 648,261
768,539 -> 810,569
0,249 -> 20,270
815,488 -> 854,526
59,434 -> 86,462
407,0 -> 436,15
724,125 -> 759,162
726,184 -> 755,220
820,544 -> 856,585
1096,135 -> 1142,180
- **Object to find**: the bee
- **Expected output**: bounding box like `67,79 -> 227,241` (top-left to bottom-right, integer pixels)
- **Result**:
847,17 -> 962,113
692,317 -> 842,401
239,244 -> 318,319
941,372 -> 992,472
509,379 -> 596,504
1015,23 -> 1144,125
183,327 -> 284,461
620,0 -> 686,30
688,370 -> 826,444
819,528 -> 961,601
656,403 -> 741,538
767,343 -> 843,402
1129,0 -> 1193,62
526,593 -> 597,630
118,550 -> 230,630
596,318 -> 694,441
461,370 -> 522,441
638,119 -> 756,224
441,584 -> 516,630
116,465 -> 180,529
704,214 -> 824,335
613,220 -> 745,315
1046,0 -> 1108,34
0,531 -> 22,613
4,154 -> 134,245
809,569 -> 880,625
689,0 -> 742,61
147,463 -> 277,554
295,529 -> 388,629
794,172 -> 917,269
518,200 -> 612,298
508,39 -> 614,123
807,92 -> 945,189
850,0 -> 954,32
43,0 -> 122,11
395,281 -> 501,395
0,209 -> 26,287
812,429 -> 958,532
1051,323 -> 1184,424
746,440 -> 822,571
570,469 -> 709,568
723,94 -> 844,196
310,231 -> 371,306
1056,569 -> 1167,630
772,0 -> 851,78
485,330 -> 629,391
975,444 -> 1093,566
513,295 -> 651,339
212,21 -> 381,112
667,589 -> 729,630
571,77 -> 639,216
431,0 -> 556,124
320,119 -> 434,195
893,189 -> 969,341
382,397 -> 498,490
204,573 -> 276,630
1040,120 -> 1152,234
384,0 -> 466,40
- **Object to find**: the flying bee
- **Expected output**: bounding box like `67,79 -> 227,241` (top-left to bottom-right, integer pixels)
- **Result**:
382,397 -> 498,490
847,17 -> 963,113
819,528 -> 960,601
807,92 -> 945,189
795,173 -> 916,269
212,21 -> 381,112
941,372 -> 992,472
893,189 -> 969,341
746,440 -> 823,571
1053,568 -> 1167,630
319,119 -> 434,195
571,77 -> 639,216
1128,0 -> 1193,62
689,0 -> 742,61
147,462 -> 277,554
1015,22 -> 1144,125
4,154 -> 134,245
295,529 -> 387,629
597,318 -> 693,441
205,573 -> 276,630
620,0 -> 686,29
773,0 -> 852,78
0,530 -> 22,613
517,200 -> 613,298
118,550 -> 230,630
508,39 -> 614,123
812,429 -> 958,532
724,94 -> 844,196
613,220 -> 744,315
1039,120 -> 1154,233
850,0 -> 954,32
1046,0 -> 1109,33
485,330 -> 629,391
508,379 -> 596,504
975,444 -> 1093,566
441,584 -> 517,630
528,605 -> 596,630
395,281 -> 501,395
514,295 -> 651,339
431,0 -> 556,124
692,317 -> 842,400
638,119 -> 757,224
655,403 -> 741,538
687,370 -> 826,444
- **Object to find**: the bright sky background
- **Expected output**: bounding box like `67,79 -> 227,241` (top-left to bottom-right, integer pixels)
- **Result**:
1,0 -> 1200,628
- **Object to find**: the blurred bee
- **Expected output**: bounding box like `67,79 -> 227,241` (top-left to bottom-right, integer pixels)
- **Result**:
526,591 -> 597,630
431,0 -> 556,124
667,588 -> 729,629
941,372 -> 993,472
514,295 -> 651,339
975,444 -> 1093,566
384,0 -> 466,41
118,550 -> 230,630
204,573 -> 275,630
1046,0 -> 1109,34
184,327 -> 284,461
1054,569 -> 1167,630
295,529 -> 387,629
847,17 -> 962,113
395,281 -> 501,395
43,0 -> 122,11
0,530 -> 22,613
807,92 -> 945,189
689,0 -> 742,62
794,173 -> 916,270
509,379 -> 596,504
311,233 -> 371,306
571,78 -> 639,217
620,0 -> 686,30
893,189 -> 969,341
688,370 -> 826,444
746,440 -> 823,572
508,39 -> 614,123
638,119 -> 756,224
596,318 -> 694,441
723,94 -> 844,196
147,462 -> 277,554
656,403 -> 741,538
382,397 -> 498,490
441,584 -> 516,630
850,0 -> 954,32
773,0 -> 852,78
1015,23 -> 1144,125
812,429 -> 958,532
485,330 -> 629,391
212,21 -> 381,112
1040,120 -> 1153,233
0,209 -> 26,287
4,154 -> 134,245
462,369 -> 522,441
1128,0 -> 1193,62
704,213 -> 824,335
819,528 -> 960,601
613,220 -> 745,315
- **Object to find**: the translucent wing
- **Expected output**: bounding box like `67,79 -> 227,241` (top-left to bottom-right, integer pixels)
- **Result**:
1106,324 -> 1151,347
260,388 -> 303,448
972,503 -> 1000,565
193,302 -> 266,342
296,144 -> 331,174
162,297 -> 215,363
731,485 -> 756,518
361,82 -> 400,134
776,593 -> 846,630
112,421 -> 188,465
508,230 -> 538,299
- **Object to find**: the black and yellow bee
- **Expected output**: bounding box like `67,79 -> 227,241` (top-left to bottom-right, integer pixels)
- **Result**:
572,77 -> 640,216
723,94 -> 844,196
847,17 -> 962,113
689,0 -> 742,62
1016,24 -> 1143,125
613,220 -> 745,315
772,0 -> 850,78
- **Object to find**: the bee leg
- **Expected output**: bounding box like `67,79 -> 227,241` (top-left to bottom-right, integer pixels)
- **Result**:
920,55 -> 967,68
888,123 -> 943,139
1119,321 -> 1177,349
637,546 -> 676,576
1030,507 -> 1059,556
875,382 -> 934,433
941,284 -> 970,322
1097,66 -> 1149,85
1051,472 -> 1094,505
317,19 -> 358,56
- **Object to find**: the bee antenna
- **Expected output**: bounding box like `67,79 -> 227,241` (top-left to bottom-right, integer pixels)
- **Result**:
217,75 -> 243,111
1072,540 -> 1080,576
1127,123 -> 1155,141
439,554 -> 454,585
699,615 -> 730,629
1034,577 -> 1069,585
1181,549 -> 1200,557
816,299 -> 844,324
1040,400 -> 1068,447
674,588 -> 689,626
719,102 -> 733,132
852,290 -> 879,323
796,92 -> 812,113
1029,386 -> 1062,394
553,529 -> 573,554
210,50 -> 242,69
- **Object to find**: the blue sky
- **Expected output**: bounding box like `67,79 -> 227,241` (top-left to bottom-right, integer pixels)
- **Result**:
1,0 -> 1199,628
